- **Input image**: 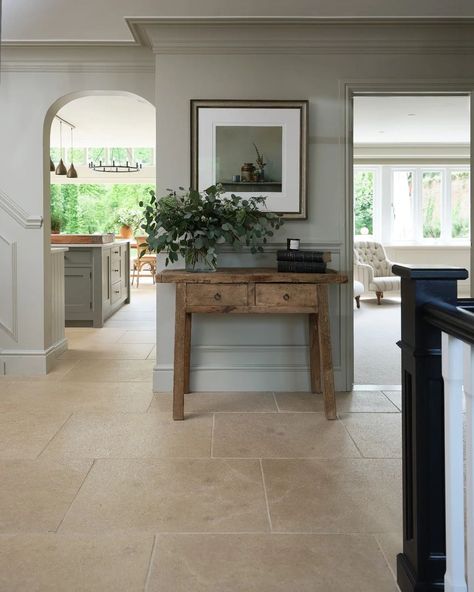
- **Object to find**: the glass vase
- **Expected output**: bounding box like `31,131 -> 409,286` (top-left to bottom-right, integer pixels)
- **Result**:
185,252 -> 217,272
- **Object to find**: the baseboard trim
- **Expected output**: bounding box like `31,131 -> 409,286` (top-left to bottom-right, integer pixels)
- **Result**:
0,338 -> 68,375
153,364 -> 344,393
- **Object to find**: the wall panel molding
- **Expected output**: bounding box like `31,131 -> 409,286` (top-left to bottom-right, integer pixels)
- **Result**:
0,189 -> 43,229
0,235 -> 18,342
0,61 -> 155,73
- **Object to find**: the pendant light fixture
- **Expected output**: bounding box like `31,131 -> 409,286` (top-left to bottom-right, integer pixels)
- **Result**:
55,120 -> 67,175
67,126 -> 78,178
49,158 -> 55,172
89,147 -> 142,173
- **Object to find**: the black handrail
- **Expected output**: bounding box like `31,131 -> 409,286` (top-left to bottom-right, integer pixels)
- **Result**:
424,300 -> 474,346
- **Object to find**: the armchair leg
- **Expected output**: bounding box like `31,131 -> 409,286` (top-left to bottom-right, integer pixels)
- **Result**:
355,296 -> 360,309
376,291 -> 383,305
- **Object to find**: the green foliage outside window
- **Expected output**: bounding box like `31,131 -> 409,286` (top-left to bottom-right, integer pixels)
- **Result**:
50,184 -> 154,234
354,171 -> 374,235
134,148 -> 154,166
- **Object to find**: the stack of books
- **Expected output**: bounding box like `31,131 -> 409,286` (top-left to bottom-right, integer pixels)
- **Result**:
277,249 -> 331,273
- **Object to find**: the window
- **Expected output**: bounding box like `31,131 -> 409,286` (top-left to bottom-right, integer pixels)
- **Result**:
354,164 -> 470,244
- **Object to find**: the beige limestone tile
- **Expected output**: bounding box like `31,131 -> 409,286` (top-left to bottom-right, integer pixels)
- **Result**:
0,358 -> 79,383
59,343 -> 155,360
213,413 -> 360,458
109,311 -> 156,321
117,330 -> 156,344
340,413 -> 402,458
150,392 -> 278,414
376,531 -> 403,579
65,328 -> 126,344
60,359 -> 154,382
383,390 -> 402,411
0,410 -> 71,459
0,534 -> 153,592
60,458 -> 269,533
0,459 -> 92,532
148,533 -> 398,592
262,458 -> 402,533
275,391 -> 399,413
42,412 -> 212,459
104,321 -> 155,330
0,382 -> 154,414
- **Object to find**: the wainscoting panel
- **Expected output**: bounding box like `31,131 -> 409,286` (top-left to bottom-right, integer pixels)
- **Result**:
0,234 -> 18,341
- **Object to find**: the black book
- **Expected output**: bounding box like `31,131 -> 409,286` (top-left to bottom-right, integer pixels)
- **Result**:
277,261 -> 327,273
276,250 -> 331,263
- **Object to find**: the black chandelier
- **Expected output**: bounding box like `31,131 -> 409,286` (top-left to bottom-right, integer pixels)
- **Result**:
88,148 -> 142,173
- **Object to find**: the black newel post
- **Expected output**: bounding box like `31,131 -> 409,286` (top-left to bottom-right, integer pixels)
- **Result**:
393,264 -> 468,592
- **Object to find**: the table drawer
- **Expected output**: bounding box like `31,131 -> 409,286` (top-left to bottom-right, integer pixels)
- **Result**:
186,283 -> 248,306
255,284 -> 317,307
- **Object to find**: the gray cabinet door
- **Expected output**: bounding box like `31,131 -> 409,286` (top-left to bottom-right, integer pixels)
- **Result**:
65,267 -> 92,315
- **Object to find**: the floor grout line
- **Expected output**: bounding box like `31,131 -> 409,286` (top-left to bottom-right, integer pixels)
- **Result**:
272,391 -> 281,412
374,533 -> 399,584
54,459 -> 96,533
143,534 -> 158,592
259,459 -> 274,532
210,413 -> 216,458
35,412 -> 74,459
338,418 -> 365,458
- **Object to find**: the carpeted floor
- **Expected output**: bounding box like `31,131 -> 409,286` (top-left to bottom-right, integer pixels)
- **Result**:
354,294 -> 401,385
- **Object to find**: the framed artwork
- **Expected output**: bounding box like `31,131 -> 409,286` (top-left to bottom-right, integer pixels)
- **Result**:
191,100 -> 308,219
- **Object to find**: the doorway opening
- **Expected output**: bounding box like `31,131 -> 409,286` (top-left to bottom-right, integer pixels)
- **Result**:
46,92 -> 156,365
351,94 -> 471,389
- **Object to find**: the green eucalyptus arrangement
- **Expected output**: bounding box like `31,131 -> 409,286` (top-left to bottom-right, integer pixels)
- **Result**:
139,184 -> 283,270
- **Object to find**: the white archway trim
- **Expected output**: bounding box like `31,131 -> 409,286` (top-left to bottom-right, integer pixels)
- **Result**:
0,188 -> 43,229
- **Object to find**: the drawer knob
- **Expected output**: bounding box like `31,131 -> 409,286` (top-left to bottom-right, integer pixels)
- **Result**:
283,293 -> 290,301
113,268 -> 119,272
114,290 -> 120,294
214,292 -> 222,301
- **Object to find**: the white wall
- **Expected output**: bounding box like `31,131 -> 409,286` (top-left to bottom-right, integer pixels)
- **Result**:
150,20 -> 474,391
1,19 -> 473,388
0,46 -> 155,374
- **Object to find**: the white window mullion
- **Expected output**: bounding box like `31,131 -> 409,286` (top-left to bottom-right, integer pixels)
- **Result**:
415,169 -> 423,242
443,168 -> 452,243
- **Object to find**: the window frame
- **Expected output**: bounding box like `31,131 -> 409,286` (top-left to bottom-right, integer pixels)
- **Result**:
354,163 -> 470,246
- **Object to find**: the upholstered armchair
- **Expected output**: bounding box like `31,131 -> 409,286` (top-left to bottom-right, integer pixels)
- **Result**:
353,240 -> 400,305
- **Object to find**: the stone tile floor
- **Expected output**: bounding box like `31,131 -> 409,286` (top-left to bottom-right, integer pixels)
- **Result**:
0,282 -> 402,591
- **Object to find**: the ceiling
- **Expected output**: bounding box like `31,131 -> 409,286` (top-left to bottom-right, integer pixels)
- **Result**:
353,95 -> 470,144
51,95 -> 155,148
4,1 -> 474,42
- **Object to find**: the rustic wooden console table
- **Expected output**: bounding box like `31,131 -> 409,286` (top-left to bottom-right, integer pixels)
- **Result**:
156,268 -> 348,421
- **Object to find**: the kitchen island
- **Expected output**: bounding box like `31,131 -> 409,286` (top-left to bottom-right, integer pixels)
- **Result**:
53,240 -> 130,327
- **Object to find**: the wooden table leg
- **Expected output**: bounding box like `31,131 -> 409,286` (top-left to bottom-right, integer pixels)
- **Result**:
317,285 -> 337,420
308,313 -> 321,393
173,283 -> 186,420
183,311 -> 192,394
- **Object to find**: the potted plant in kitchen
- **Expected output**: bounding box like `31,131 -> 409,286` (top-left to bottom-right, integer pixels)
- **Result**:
139,184 -> 283,271
50,212 -> 63,234
114,208 -> 144,239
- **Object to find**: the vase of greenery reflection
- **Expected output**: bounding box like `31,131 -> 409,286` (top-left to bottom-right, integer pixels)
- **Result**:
139,184 -> 283,271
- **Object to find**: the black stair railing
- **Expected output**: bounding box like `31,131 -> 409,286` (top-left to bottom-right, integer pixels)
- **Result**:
393,264 -> 470,592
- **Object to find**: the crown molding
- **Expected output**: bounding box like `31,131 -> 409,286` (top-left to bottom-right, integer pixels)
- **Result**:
0,60 -> 155,73
0,189 -> 43,229
125,16 -> 474,55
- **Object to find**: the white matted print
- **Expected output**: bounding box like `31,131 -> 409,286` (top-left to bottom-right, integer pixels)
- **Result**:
191,100 -> 308,219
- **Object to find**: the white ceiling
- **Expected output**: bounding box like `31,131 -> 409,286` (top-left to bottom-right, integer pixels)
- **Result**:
353,95 -> 470,144
4,0 -> 474,42
51,95 -> 155,148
